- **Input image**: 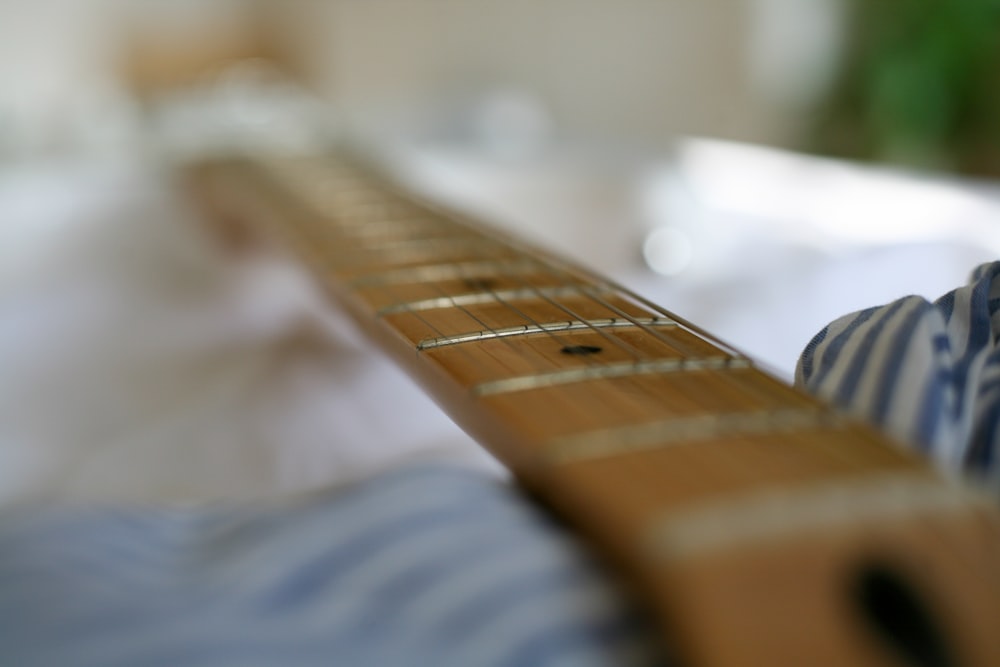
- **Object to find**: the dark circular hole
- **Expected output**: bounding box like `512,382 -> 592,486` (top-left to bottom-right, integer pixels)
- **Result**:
463,278 -> 498,290
852,562 -> 956,667
561,345 -> 603,356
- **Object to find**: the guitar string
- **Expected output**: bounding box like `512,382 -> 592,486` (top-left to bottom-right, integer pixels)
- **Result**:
253,160 -> 480,373
353,174 -> 789,477
472,270 -> 719,447
498,265 -> 768,487
525,257 -> 844,473
308,159 -> 653,372
303,162 -> 684,458
360,173 -> 799,488
418,271 -> 655,402
290,160 -> 877,464
454,216 -> 767,407
312,162 -> 983,565
361,206 -> 641,384
334,158 -> 654,364
318,162 -> 855,476
461,199 -> 889,480
546,256 -> 746,358
525,269 -> 817,477
294,176 -> 480,356
280,158 -> 907,483
415,279 -> 634,404
279,161 -> 619,413
575,268 -> 879,474
314,162 -> 992,545
526,255 -> 731,364
371,198 -> 703,464
268,158 -> 965,558
489,268 -> 653,361
313,176 -> 523,355
572,266 -> 892,470
335,166 -> 839,531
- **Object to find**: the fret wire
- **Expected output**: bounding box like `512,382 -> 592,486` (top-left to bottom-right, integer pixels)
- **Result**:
280,158 -> 880,476
498,268 -> 652,362
321,206 -> 458,230
424,282 -> 514,352
416,318 -> 678,350
540,407 -> 844,466
450,250 -> 735,464
375,285 -> 616,316
408,217 -> 656,363
485,252 -> 817,491
581,282 -> 745,363
329,202 -> 419,222
307,160 -> 632,388
512,254 -> 708,361
297,163 -> 566,398
382,237 -> 626,401
332,223 -> 461,242
473,356 -> 750,397
491,257 -> 753,464
643,473 -> 973,560
434,225 -> 737,365
406,211 -> 679,365
419,272 -> 618,383
310,185 -> 401,206
348,259 -> 544,288
260,159 -> 998,630
465,192 -> 895,481
316,238 -> 509,268
309,155 -> 652,376
302,189 -> 497,386
599,276 -> 745,359
254,161 -> 479,378
485,280 -> 650,361
264,157 -> 917,525
299,161 -> 816,483
504,243 -> 746,359
511,251 -> 879,479
309,213 -> 456,234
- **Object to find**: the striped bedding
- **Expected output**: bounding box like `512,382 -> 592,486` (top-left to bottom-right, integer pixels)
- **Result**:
798,261 -> 1000,490
0,466 -> 667,666
4,263 -> 1000,666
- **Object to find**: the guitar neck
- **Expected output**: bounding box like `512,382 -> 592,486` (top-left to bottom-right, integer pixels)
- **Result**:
188,153 -> 1000,667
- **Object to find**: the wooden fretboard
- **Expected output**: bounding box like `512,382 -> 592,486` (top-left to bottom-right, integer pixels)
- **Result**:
188,154 -> 1000,667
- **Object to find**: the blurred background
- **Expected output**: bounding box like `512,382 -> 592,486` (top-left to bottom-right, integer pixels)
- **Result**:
1,0 -> 997,168
2,1 -> 1000,502
0,0 -> 1000,502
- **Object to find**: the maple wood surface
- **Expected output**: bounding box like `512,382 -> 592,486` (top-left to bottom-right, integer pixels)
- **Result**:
187,155 -> 1000,667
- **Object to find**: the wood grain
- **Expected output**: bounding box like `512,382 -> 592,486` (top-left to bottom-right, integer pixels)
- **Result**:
186,154 -> 1000,667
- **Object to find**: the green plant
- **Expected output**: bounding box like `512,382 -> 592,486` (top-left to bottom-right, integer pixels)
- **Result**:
813,0 -> 1000,176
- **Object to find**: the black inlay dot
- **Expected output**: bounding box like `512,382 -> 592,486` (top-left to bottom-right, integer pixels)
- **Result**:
463,278 -> 498,290
853,562 -> 957,667
561,345 -> 603,356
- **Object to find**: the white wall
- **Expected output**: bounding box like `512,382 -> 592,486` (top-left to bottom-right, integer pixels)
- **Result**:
263,0 -> 844,149
0,0 -> 845,155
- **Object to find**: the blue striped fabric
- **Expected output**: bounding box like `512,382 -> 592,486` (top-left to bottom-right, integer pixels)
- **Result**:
798,261 -> 1000,489
0,465 -> 668,667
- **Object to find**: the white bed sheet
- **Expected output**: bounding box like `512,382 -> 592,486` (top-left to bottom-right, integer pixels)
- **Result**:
0,156 -> 497,506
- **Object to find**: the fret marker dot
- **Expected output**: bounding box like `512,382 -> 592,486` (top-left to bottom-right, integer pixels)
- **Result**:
464,278 -> 498,290
561,345 -> 603,356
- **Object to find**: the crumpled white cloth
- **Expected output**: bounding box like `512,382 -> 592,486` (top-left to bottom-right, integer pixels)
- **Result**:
0,157 -> 498,506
